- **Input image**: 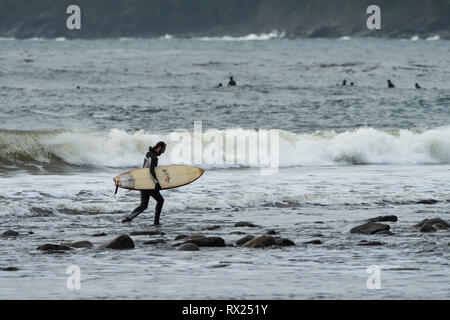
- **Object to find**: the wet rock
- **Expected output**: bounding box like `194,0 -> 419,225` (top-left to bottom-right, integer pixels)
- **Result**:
266,230 -> 277,235
143,239 -> 167,245
235,235 -> 254,246
304,240 -> 322,245
433,223 -> 448,231
37,244 -> 73,251
2,230 -> 19,237
242,236 -> 276,248
63,241 -> 94,249
350,222 -> 390,235
98,235 -> 135,250
373,230 -> 394,235
42,250 -> 69,255
201,225 -> 221,231
130,231 -> 165,236
229,231 -> 246,235
358,240 -> 384,246
177,243 -> 200,251
235,221 -> 260,228
414,218 -> 450,232
416,199 -> 439,205
368,215 -> 398,223
92,232 -> 107,237
274,238 -> 295,246
0,267 -> 19,271
183,237 -> 226,247
175,234 -> 204,241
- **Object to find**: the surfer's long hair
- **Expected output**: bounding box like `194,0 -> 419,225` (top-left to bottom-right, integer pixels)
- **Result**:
147,141 -> 166,157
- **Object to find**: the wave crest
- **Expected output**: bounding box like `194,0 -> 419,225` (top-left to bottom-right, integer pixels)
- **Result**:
0,127 -> 449,170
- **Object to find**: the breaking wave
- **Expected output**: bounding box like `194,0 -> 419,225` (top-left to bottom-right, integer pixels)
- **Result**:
0,127 -> 449,170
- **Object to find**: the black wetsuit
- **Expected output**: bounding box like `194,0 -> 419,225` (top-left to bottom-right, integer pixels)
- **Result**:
127,150 -> 164,224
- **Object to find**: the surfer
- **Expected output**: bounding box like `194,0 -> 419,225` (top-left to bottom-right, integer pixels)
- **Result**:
387,80 -> 395,88
122,141 -> 167,225
228,76 -> 236,86
415,83 -> 421,89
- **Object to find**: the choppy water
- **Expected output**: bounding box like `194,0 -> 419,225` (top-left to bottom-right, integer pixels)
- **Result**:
0,37 -> 449,299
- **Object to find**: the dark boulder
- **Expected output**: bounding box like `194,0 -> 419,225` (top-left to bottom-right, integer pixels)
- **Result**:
201,225 -> 221,231
63,241 -> 93,249
37,244 -> 73,251
98,235 -> 135,250
130,231 -> 165,236
183,237 -> 226,247
2,230 -> 19,237
0,267 -> 19,271
413,218 -> 449,232
304,240 -> 322,245
143,239 -> 166,245
91,232 -> 107,237
350,222 -> 390,235
175,234 -> 204,241
235,222 -> 260,228
242,236 -> 276,248
358,240 -> 384,246
274,238 -> 296,246
373,230 -> 394,235
368,215 -> 398,223
416,199 -> 439,205
177,243 -> 200,251
235,235 -> 254,246
266,230 -> 277,235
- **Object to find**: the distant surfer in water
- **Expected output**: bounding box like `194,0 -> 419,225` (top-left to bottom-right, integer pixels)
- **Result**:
122,141 -> 166,225
228,76 -> 236,86
387,80 -> 395,88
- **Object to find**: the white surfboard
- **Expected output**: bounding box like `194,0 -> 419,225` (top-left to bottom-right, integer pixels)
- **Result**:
113,165 -> 204,191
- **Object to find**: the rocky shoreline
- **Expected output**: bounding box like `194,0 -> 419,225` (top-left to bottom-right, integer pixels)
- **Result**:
1,216 -> 448,271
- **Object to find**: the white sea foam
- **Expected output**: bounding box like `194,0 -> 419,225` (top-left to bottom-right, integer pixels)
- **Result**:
1,127 -> 449,168
426,35 -> 440,41
160,34 -> 174,40
195,30 -> 285,41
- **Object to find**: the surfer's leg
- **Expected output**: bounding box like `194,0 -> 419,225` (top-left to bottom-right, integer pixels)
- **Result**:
149,190 -> 164,225
126,190 -> 151,222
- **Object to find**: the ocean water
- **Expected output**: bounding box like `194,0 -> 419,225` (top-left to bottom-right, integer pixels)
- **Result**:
0,36 -> 449,299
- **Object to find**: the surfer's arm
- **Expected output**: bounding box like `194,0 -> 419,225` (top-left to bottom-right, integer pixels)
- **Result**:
149,155 -> 159,185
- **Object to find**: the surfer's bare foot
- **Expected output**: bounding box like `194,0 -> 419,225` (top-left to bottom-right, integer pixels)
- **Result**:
122,217 -> 132,223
